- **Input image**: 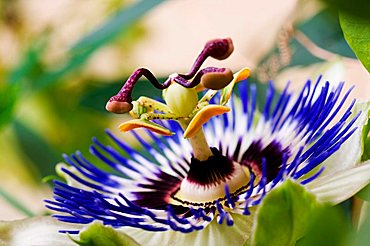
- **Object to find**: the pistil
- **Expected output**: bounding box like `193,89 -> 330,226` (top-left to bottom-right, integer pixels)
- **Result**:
106,38 -> 239,160
179,119 -> 213,161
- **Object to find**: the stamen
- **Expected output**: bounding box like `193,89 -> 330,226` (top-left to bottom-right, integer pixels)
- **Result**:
179,38 -> 234,79
196,67 -> 233,90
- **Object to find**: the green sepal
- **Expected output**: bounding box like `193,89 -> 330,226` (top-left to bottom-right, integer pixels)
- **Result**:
251,179 -> 320,246
353,184 -> 370,245
357,183 -> 370,202
361,110 -> 370,162
351,99 -> 370,162
71,222 -> 140,246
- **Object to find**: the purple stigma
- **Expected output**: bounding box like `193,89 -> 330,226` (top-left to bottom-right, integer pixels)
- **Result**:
106,68 -> 172,114
179,38 -> 234,80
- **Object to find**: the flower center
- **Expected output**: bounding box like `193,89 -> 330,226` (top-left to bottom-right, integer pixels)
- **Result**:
106,38 -> 254,212
105,38 -> 250,162
240,140 -> 289,182
170,148 -> 251,207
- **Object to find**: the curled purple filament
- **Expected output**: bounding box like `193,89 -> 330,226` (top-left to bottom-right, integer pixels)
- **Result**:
106,38 -> 234,114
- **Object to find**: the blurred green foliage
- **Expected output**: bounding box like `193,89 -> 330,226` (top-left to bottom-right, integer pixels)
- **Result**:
354,188 -> 370,245
299,10 -> 356,59
256,9 -> 355,82
13,120 -> 59,178
0,84 -> 18,129
0,0 -> 164,213
0,187 -> 34,217
0,0 -> 165,177
79,77 -> 163,113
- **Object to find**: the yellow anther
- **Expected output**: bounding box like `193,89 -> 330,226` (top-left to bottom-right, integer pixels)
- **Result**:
119,119 -> 174,136
184,105 -> 230,138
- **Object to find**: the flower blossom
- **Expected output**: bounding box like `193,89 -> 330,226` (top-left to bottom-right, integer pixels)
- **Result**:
45,38 -> 370,245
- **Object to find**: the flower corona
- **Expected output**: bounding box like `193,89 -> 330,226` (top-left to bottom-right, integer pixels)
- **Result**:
46,38 -> 360,244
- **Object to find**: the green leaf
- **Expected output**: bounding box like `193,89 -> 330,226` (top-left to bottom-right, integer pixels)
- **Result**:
339,13 -> 370,72
297,205 -> 352,246
251,179 -> 320,246
72,222 -> 140,246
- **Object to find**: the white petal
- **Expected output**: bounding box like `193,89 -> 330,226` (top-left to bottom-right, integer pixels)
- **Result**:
307,161 -> 370,204
123,213 -> 254,246
321,100 -> 370,175
0,216 -> 80,246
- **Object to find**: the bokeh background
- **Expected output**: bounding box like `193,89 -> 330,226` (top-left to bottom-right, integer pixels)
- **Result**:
0,0 -> 369,221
